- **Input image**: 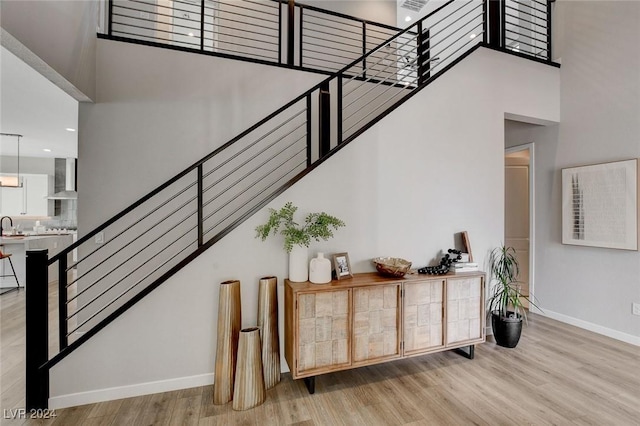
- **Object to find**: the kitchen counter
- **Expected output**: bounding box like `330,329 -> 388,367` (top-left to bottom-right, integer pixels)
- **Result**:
0,234 -> 74,288
1,234 -> 71,243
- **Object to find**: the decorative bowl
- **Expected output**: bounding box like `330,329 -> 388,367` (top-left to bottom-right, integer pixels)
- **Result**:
372,257 -> 412,278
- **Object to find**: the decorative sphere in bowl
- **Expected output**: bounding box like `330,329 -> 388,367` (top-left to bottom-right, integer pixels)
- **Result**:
372,257 -> 412,278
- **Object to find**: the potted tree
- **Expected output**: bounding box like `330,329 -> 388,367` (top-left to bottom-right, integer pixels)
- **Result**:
487,245 -> 536,348
255,202 -> 345,282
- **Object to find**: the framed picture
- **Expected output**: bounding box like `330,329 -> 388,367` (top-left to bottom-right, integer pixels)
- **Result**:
562,159 -> 638,250
332,252 -> 353,280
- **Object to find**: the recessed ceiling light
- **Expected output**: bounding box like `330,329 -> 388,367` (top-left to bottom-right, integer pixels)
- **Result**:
66,128 -> 76,132
470,33 -> 477,39
43,148 -> 52,152
405,16 -> 412,22
188,32 -> 194,37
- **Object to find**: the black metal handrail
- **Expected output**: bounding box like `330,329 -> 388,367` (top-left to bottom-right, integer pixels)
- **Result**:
27,0 -> 557,410
107,0 -> 406,73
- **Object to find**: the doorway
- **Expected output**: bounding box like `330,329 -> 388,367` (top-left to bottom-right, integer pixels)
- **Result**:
504,144 -> 534,309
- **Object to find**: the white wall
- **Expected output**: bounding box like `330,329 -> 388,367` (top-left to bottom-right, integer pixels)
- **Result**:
506,1 -> 640,344
0,0 -> 97,101
78,38 -> 326,230
302,0 -> 397,27
50,46 -> 559,408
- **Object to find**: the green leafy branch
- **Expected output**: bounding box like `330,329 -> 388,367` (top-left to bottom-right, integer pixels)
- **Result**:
255,202 -> 345,252
487,245 -> 541,322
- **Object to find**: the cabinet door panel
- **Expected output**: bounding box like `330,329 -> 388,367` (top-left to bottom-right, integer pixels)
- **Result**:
446,276 -> 482,345
297,290 -> 350,373
353,284 -> 400,363
403,279 -> 444,354
24,174 -> 50,216
0,186 -> 25,216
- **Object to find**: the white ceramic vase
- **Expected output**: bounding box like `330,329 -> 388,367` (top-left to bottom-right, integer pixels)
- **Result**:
288,245 -> 308,282
309,252 -> 332,284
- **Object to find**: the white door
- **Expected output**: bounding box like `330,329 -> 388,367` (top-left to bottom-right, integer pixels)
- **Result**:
505,150 -> 530,308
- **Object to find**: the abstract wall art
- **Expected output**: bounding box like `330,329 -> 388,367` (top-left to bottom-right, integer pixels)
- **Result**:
562,159 -> 638,250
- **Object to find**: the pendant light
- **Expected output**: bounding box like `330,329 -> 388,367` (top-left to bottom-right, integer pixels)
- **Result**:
0,133 -> 23,188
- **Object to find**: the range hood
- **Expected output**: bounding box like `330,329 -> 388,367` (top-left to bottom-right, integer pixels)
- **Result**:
47,158 -> 77,200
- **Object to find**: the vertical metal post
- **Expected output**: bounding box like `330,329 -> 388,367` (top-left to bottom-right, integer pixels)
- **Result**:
482,0 -> 488,44
197,165 -> 203,247
25,249 -> 49,410
58,256 -> 68,350
500,0 -> 506,49
318,81 -> 331,159
200,0 -> 205,51
299,6 -> 303,68
417,22 -> 430,85
362,22 -> 367,79
287,0 -> 295,65
306,94 -> 312,167
278,1 -> 282,63
488,0 -> 501,48
546,0 -> 553,61
337,75 -> 343,145
108,0 -> 113,36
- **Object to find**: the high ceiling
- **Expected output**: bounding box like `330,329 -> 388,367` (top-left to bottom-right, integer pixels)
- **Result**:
0,46 -> 78,159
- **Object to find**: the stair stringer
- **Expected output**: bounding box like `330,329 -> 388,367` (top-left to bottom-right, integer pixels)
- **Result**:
50,47 -> 559,409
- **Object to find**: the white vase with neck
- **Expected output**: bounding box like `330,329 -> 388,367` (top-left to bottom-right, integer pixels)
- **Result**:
309,252 -> 332,284
288,245 -> 308,282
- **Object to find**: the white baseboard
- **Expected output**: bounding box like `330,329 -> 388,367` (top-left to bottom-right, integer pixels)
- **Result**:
539,309 -> 640,346
49,373 -> 214,409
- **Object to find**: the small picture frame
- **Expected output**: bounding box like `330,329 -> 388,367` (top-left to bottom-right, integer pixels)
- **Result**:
332,252 -> 353,280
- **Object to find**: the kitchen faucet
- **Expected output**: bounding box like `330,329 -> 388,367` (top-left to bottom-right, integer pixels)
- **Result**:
0,216 -> 13,235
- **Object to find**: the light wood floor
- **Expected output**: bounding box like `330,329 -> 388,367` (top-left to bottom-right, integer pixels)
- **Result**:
2,286 -> 639,426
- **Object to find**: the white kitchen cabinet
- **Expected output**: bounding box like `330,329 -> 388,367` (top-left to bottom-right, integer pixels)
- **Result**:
24,174 -> 50,216
0,186 -> 24,216
0,174 -> 51,217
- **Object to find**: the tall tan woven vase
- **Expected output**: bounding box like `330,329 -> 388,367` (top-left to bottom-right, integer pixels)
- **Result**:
213,280 -> 241,405
257,276 -> 281,389
232,327 -> 266,411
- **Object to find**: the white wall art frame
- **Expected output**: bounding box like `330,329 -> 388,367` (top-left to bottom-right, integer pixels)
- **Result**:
562,159 -> 638,250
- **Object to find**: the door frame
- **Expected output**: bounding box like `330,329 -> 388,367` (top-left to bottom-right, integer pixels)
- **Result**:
505,143 -> 537,313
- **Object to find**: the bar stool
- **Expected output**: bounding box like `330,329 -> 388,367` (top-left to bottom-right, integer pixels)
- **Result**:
0,247 -> 21,295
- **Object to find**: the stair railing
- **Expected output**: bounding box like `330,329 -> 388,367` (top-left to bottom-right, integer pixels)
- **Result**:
106,0 -> 403,73
26,0 -> 555,410
501,0 -> 552,60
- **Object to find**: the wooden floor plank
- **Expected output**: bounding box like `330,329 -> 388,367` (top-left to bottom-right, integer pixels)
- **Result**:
2,283 -> 640,426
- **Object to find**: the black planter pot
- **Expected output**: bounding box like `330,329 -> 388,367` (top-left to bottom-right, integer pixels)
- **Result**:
491,311 -> 523,348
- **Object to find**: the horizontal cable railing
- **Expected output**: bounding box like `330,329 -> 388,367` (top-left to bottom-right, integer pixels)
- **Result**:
108,0 -> 404,71
339,0 -> 484,142
502,0 -> 551,60
27,0 -> 556,410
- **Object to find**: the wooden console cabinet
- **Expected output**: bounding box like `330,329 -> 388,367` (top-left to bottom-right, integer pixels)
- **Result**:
284,272 -> 485,393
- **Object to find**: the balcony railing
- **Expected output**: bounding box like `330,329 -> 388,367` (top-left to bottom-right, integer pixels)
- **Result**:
108,0 -> 404,73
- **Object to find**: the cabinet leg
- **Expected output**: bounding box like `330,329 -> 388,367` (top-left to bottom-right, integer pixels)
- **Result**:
454,345 -> 475,359
303,376 -> 315,394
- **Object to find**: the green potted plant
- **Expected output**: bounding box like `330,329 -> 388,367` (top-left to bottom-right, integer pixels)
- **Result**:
487,245 -> 537,348
255,202 -> 345,282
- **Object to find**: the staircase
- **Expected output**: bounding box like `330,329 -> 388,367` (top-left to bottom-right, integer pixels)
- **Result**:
25,0 -> 557,409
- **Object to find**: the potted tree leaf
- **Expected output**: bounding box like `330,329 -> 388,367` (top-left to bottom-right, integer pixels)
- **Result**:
255,202 -> 345,282
487,245 -> 536,348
